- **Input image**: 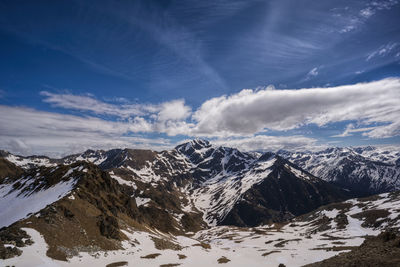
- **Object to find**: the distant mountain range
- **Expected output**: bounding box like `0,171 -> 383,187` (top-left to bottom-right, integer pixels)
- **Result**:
278,146 -> 400,195
1,140 -> 399,266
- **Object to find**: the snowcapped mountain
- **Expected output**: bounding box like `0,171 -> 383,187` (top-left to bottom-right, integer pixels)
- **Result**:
278,146 -> 400,195
0,140 -> 399,266
104,140 -> 348,226
353,146 -> 400,165
0,139 -> 348,229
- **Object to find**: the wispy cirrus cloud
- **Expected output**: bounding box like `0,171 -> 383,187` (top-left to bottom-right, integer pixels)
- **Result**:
360,0 -> 399,18
308,67 -> 319,77
334,0 -> 399,34
303,67 -> 320,81
0,0 -> 227,92
366,42 -> 399,61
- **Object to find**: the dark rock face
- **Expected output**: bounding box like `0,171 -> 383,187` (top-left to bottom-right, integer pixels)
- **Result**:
221,157 -> 349,227
0,158 -> 23,183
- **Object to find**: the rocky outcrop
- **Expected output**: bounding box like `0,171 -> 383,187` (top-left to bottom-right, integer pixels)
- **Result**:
0,227 -> 33,259
0,158 -> 23,182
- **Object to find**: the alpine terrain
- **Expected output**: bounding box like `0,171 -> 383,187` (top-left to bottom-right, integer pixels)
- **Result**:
1,140 -> 400,266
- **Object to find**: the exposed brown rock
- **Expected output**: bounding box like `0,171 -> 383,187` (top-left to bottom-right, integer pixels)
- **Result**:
97,215 -> 120,240
0,227 -> 32,259
217,256 -> 230,264
304,230 -> 400,267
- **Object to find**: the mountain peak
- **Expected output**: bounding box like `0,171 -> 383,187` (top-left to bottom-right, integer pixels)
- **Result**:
258,151 -> 275,161
190,138 -> 211,148
175,138 -> 212,153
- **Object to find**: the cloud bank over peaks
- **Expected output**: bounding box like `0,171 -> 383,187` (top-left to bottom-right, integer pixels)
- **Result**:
40,78 -> 400,140
1,78 -> 399,156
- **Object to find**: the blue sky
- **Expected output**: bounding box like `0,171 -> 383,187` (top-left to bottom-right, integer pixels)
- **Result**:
0,0 -> 399,156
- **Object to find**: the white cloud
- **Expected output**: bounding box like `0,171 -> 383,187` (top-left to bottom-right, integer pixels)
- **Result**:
39,79 -> 400,140
157,100 -> 191,122
41,91 -> 192,119
40,91 -> 193,133
0,105 -> 172,157
191,78 -> 400,138
213,135 -> 319,152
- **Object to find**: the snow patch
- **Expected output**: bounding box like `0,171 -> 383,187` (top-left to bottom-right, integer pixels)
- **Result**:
0,177 -> 77,228
136,197 -> 151,207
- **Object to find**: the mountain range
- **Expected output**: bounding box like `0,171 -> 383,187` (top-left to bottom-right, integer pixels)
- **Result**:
1,139 -> 399,266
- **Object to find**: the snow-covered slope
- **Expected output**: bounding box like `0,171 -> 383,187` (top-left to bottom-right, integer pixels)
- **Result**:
0,164 -> 86,228
189,154 -> 276,225
3,190 -> 400,267
353,146 -> 400,165
279,146 -> 400,195
1,151 -> 56,169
